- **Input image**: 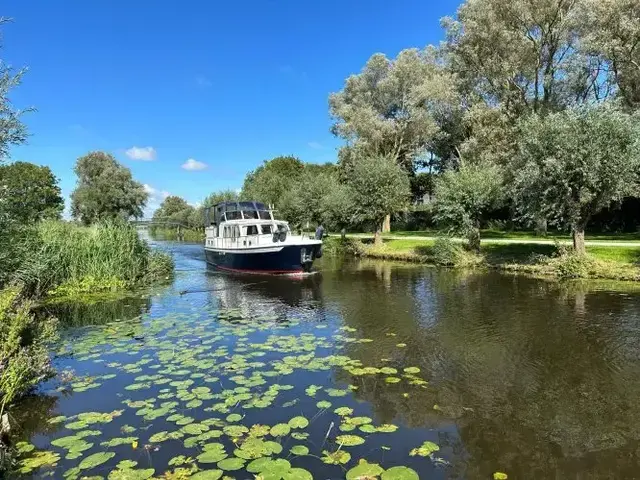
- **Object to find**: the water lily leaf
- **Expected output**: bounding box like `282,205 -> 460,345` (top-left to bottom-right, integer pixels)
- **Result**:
223,425 -> 249,437
382,466 -> 419,480
190,471 -> 223,480
376,424 -> 398,433
359,424 -> 377,433
385,377 -> 402,384
270,423 -> 291,437
16,442 -> 35,455
346,416 -> 372,426
410,440 -> 440,457
334,407 -> 353,417
288,416 -> 309,429
321,449 -> 351,465
79,451 -> 116,470
403,367 -> 420,374
246,457 -> 272,473
291,432 -> 309,440
226,413 -> 242,423
107,467 -> 155,479
283,467 -> 313,480
290,445 -> 309,455
18,451 -> 60,474
493,473 -> 508,480
100,436 -> 137,447
216,457 -> 245,471
346,459 -> 384,480
336,434 -> 365,446
316,400 -> 332,409
197,444 -> 227,463
182,423 -> 209,435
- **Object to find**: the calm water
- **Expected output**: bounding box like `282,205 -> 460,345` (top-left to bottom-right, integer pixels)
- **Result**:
15,239 -> 640,479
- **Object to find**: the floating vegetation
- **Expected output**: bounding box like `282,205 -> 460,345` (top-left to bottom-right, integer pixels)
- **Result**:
14,308 -> 445,478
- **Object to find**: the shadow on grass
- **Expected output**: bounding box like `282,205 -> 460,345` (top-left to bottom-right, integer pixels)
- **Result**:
482,243 -> 556,265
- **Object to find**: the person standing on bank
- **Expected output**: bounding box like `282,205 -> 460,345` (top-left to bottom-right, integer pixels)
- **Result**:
315,224 -> 324,240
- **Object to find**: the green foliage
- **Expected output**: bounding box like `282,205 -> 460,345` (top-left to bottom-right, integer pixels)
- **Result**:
432,237 -> 467,266
15,220 -> 172,297
0,162 -> 64,224
512,104 -> 640,251
70,152 -> 147,225
347,155 -> 411,237
0,18 -> 31,162
203,189 -> 239,208
0,288 -> 57,415
330,49 -> 457,172
279,169 -> 336,228
434,161 -> 503,250
241,156 -> 304,207
153,196 -> 190,222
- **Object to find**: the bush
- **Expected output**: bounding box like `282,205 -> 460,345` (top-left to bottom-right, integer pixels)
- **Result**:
432,237 -> 466,266
549,251 -> 598,279
14,220 -> 173,297
146,251 -> 175,282
0,288 -> 57,415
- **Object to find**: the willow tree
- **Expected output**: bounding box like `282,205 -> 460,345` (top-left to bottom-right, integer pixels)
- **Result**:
70,152 -> 148,224
582,0 -> 640,111
513,104 -> 640,253
330,48 -> 459,231
347,155 -> 411,245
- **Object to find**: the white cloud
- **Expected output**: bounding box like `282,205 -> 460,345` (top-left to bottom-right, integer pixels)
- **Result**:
125,146 -> 157,161
308,141 -> 323,149
195,75 -> 212,87
143,184 -> 170,217
182,158 -> 208,171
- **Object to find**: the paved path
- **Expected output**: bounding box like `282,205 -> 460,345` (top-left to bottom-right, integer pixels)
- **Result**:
345,233 -> 640,248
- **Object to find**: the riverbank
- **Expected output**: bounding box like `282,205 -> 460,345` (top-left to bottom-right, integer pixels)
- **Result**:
148,226 -> 204,242
326,236 -> 640,281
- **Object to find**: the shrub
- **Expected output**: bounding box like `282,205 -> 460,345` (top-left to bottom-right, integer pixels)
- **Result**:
146,251 -> 175,282
0,288 -> 57,415
432,237 -> 475,266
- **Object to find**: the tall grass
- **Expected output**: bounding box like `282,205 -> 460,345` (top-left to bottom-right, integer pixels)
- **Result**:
16,220 -> 173,296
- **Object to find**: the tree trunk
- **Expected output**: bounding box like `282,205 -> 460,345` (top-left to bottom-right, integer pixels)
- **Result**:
382,214 -> 391,233
534,217 -> 547,237
572,225 -> 586,255
374,226 -> 383,246
468,224 -> 481,253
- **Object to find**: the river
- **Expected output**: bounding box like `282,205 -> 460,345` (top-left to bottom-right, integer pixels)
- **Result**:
15,238 -> 640,479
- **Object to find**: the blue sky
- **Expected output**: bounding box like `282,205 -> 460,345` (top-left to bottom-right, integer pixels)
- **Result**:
4,0 -> 459,215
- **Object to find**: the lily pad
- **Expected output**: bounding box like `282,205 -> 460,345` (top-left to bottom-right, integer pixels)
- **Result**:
79,452 -> 116,470
216,457 -> 245,471
346,459 -> 384,480
336,434 -> 366,446
382,466 -> 419,480
290,445 -> 309,455
288,416 -> 309,429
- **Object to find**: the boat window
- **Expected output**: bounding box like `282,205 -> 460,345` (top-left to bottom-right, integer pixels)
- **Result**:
261,225 -> 272,234
243,210 -> 258,219
246,225 -> 259,236
258,210 -> 271,220
223,226 -> 231,238
227,211 -> 242,220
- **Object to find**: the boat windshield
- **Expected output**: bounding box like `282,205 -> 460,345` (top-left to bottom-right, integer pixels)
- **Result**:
258,211 -> 271,220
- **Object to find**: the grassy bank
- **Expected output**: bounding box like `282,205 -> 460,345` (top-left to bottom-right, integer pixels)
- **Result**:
376,229 -> 640,242
8,221 -> 174,298
325,236 -> 640,281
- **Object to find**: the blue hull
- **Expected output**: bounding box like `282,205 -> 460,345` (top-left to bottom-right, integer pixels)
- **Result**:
205,244 -> 321,274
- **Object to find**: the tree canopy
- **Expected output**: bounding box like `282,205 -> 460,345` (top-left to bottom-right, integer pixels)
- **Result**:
70,151 -> 148,225
434,161 -> 503,250
512,104 -> 640,253
0,162 -> 64,224
241,156 -> 304,207
346,154 -> 411,244
203,189 -> 239,208
0,18 -> 30,162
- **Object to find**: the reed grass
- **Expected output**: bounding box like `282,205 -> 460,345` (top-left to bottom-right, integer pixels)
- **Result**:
16,220 -> 173,296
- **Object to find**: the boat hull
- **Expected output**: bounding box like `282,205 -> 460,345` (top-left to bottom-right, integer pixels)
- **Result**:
205,244 -> 321,274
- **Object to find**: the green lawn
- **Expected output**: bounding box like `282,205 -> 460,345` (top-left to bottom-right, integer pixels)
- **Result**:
377,238 -> 640,265
383,229 -> 640,242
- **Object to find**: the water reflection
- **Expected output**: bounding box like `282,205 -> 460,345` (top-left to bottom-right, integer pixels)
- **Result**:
24,240 -> 640,479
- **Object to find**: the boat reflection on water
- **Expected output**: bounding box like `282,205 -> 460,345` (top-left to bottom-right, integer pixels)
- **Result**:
204,269 -> 326,321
